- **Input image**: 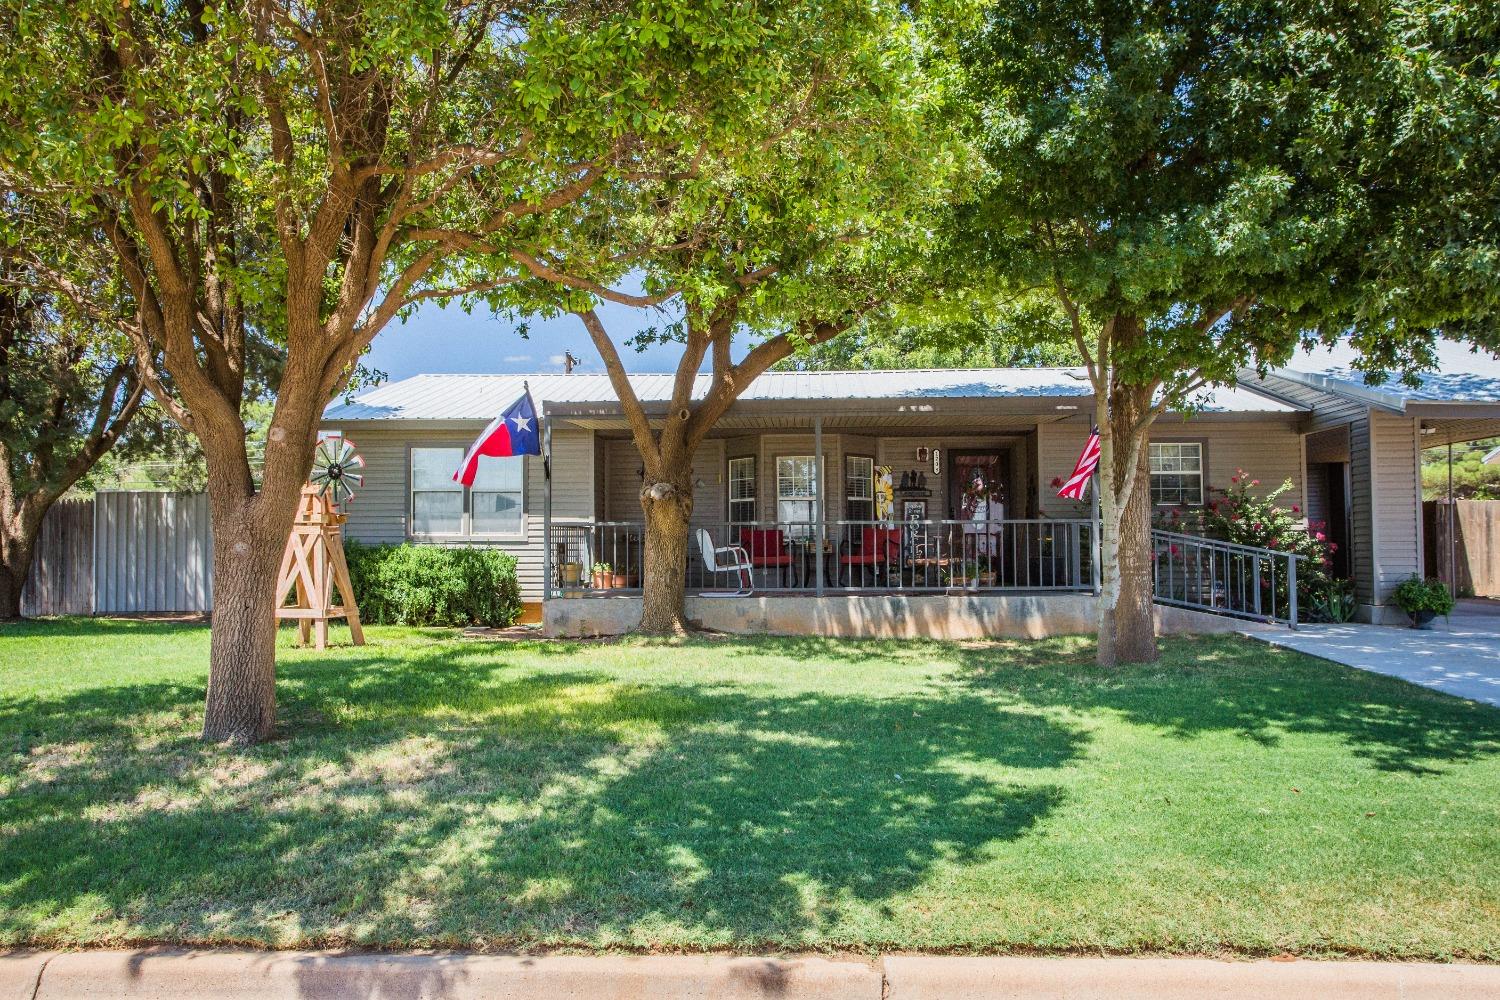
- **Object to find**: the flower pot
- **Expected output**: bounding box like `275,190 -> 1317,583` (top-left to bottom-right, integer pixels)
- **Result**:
609,571 -> 632,589
1409,609 -> 1437,630
591,571 -> 611,590
561,562 -> 582,586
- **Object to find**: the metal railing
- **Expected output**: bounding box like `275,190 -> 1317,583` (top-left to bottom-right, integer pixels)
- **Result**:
1151,529 -> 1303,626
545,517 -> 1097,597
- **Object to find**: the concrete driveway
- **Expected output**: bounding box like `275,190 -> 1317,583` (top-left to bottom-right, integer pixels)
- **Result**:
1249,599 -> 1500,706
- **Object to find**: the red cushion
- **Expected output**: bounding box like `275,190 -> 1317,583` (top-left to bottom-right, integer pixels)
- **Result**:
739,528 -> 792,565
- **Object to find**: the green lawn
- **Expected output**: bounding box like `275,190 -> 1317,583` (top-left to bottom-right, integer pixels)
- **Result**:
2,619 -> 1498,958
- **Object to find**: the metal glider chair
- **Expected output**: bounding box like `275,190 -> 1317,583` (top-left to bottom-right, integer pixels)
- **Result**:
696,528 -> 754,597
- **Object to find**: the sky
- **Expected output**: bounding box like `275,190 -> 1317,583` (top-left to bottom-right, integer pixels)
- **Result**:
365,299 -> 1500,381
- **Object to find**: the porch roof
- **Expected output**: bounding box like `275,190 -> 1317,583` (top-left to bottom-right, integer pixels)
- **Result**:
323,368 -> 1303,423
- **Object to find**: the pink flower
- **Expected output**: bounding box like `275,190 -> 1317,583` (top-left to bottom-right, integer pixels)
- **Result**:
1230,476 -> 1239,484
1268,539 -> 1278,548
1314,532 -> 1326,542
1328,543 -> 1338,552
1250,479 -> 1260,487
1169,544 -> 1180,556
1252,522 -> 1263,532
1291,504 -> 1300,514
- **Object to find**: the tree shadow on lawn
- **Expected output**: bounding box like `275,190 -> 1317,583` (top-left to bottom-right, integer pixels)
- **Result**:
0,638 -> 1080,948
742,634 -> 1500,776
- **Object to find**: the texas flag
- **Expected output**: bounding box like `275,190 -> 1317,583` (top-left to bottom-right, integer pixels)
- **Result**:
453,389 -> 541,486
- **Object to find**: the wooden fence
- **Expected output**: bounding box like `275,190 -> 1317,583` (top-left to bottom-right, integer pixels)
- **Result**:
19,499 -> 94,616
20,491 -> 213,616
1423,499 -> 1500,597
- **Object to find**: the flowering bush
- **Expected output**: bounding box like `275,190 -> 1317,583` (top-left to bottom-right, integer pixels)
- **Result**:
1157,471 -> 1344,623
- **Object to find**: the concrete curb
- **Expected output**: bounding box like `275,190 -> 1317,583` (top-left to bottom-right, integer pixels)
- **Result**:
30,950 -> 879,1000
883,956 -> 1500,1000
13,950 -> 1500,999
1,951 -> 54,1000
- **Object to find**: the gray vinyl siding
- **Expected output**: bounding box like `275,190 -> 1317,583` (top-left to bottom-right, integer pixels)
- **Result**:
332,424 -> 593,600
1036,417 -> 1306,518
600,436 -> 725,528
1367,411 -> 1422,602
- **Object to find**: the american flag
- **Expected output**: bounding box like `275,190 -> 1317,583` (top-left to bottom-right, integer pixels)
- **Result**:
1056,426 -> 1101,500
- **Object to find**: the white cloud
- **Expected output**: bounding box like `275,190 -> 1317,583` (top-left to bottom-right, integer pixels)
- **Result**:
547,354 -> 567,366
502,354 -> 531,363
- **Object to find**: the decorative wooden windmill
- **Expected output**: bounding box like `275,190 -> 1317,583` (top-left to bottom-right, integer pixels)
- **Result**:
275,435 -> 366,649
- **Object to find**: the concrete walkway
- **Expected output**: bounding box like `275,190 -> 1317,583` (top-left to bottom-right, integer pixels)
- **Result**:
1247,599 -> 1500,706
6,950 -> 1500,1000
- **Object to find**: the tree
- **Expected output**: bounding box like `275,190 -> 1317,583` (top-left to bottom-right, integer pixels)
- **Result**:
564,5 -> 958,632
955,0 -> 1500,665
776,298 -> 1080,371
0,254 -> 144,618
0,0 -> 853,742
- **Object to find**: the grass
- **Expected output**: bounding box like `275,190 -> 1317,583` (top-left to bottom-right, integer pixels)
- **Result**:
1,619 -> 1498,959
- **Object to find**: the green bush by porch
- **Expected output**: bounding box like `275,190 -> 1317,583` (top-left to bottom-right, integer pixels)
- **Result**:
343,541 -> 521,627
1,619 -> 1497,958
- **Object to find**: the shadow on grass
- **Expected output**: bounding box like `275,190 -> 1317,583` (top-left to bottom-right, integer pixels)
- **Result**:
0,633 -> 1078,949
743,634 -> 1500,774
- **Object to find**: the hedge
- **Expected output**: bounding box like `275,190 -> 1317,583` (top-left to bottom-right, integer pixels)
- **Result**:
342,541 -> 522,628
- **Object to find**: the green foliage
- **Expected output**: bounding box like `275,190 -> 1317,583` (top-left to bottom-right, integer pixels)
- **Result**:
342,542 -> 521,628
777,299 -> 1082,371
1421,440 -> 1500,501
1392,576 -> 1456,617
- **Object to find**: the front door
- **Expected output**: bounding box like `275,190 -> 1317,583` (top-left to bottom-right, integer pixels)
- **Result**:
948,451 -> 1009,522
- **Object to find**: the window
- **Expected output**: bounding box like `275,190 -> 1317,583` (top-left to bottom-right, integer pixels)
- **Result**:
846,455 -> 874,521
411,447 -> 464,534
1149,442 -> 1204,506
776,455 -> 821,534
728,456 -> 756,523
471,457 -> 523,534
410,446 -> 525,536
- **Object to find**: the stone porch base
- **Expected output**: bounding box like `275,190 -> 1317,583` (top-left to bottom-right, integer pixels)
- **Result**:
544,592 -> 1274,640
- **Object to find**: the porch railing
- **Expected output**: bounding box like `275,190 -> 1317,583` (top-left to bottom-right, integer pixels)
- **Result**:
1151,528 -> 1302,627
546,518 -> 1097,597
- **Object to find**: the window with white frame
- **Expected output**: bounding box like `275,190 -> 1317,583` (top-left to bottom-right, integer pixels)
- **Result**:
1149,442 -> 1204,506
471,457 -> 523,534
410,446 -> 525,536
846,455 -> 874,521
776,455 -> 821,534
728,456 -> 756,523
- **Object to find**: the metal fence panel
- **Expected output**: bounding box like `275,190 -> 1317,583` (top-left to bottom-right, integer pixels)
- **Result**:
92,492 -> 212,614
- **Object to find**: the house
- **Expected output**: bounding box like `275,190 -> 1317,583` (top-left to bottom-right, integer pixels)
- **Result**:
320,365 -> 1500,637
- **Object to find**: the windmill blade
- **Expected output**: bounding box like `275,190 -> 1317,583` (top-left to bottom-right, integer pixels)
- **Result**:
343,472 -> 363,489
342,452 -> 365,470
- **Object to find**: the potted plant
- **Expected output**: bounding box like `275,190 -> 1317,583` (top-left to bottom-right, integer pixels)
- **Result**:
610,567 -> 635,588
1392,575 -> 1455,629
560,560 -> 583,588
591,561 -> 613,589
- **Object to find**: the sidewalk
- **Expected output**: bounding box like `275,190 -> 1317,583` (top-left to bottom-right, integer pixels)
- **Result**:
6,950 -> 1499,999
1247,597 -> 1500,706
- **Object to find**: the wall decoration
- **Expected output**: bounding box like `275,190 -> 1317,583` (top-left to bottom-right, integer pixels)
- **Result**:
875,466 -> 895,521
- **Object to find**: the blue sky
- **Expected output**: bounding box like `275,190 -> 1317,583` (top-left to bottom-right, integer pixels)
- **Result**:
367,299 -> 1500,382
365,299 -> 699,379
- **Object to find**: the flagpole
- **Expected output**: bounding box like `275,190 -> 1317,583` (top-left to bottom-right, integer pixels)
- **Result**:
539,382 -> 554,602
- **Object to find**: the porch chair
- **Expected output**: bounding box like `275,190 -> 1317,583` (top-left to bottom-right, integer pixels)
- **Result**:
738,527 -> 793,588
695,528 -> 754,597
838,525 -> 903,588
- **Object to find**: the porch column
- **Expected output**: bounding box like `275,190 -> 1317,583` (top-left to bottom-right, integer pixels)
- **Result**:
542,416 -> 553,599
815,415 -> 825,596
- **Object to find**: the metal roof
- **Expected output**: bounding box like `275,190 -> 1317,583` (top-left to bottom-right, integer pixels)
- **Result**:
322,367 -> 1300,422
1268,365 -> 1500,411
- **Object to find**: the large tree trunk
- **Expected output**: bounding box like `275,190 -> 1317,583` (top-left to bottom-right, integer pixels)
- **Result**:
1094,316 -> 1160,666
0,508 -> 44,620
1110,382 -> 1159,664
0,543 -> 29,619
638,470 -> 695,635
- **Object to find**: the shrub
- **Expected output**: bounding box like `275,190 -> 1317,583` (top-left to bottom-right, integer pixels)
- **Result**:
342,541 -> 522,627
1392,575 -> 1455,616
